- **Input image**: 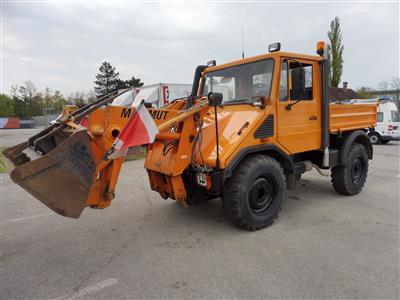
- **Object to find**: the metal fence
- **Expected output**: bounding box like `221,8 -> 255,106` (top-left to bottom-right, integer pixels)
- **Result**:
32,115 -> 59,127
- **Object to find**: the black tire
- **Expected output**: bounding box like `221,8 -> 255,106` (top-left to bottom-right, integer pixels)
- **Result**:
331,143 -> 369,195
222,155 -> 285,231
380,140 -> 390,144
368,132 -> 380,144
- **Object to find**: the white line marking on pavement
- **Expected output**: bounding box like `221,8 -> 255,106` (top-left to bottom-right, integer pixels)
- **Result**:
54,278 -> 118,300
4,212 -> 54,223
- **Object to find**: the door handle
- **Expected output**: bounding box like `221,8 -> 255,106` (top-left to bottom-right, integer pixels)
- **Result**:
309,115 -> 318,120
238,121 -> 250,135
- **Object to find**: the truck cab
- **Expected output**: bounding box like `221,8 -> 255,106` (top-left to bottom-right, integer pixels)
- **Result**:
199,51 -> 326,161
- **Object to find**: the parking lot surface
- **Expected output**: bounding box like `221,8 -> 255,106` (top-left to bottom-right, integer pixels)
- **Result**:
1,128 -> 399,299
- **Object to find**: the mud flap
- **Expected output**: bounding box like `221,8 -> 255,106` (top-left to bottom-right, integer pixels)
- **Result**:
6,130 -> 96,218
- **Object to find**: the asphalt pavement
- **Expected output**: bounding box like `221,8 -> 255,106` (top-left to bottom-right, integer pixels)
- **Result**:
1,128 -> 399,299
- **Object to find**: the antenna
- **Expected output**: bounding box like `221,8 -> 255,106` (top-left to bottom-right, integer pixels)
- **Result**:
241,26 -> 245,59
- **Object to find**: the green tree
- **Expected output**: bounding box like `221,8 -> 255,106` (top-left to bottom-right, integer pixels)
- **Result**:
18,81 -> 43,117
43,87 -> 66,113
86,90 -> 97,103
357,87 -> 374,99
8,83 -> 67,117
52,90 -> 66,112
116,76 -> 144,90
66,91 -> 87,106
0,94 -> 15,117
94,61 -> 120,97
10,85 -> 27,117
327,17 -> 344,87
10,82 -> 41,118
66,91 -> 96,106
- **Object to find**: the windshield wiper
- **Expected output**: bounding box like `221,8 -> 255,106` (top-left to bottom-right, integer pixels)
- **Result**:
223,98 -> 254,105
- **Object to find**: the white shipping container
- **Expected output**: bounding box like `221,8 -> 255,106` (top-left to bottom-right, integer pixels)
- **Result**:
137,83 -> 192,108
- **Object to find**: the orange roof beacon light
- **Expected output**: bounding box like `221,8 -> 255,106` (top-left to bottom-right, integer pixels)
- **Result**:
316,41 -> 325,56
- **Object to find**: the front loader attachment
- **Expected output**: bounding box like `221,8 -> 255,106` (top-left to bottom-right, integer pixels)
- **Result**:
2,91 -> 129,218
3,92 -> 212,219
4,130 -> 95,218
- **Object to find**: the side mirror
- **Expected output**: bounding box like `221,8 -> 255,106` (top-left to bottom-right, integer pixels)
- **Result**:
208,92 -> 223,106
290,67 -> 305,100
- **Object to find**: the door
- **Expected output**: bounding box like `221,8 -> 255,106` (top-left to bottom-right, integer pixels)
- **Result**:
276,58 -> 321,154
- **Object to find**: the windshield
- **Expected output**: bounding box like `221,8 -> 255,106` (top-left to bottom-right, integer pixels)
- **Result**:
202,59 -> 274,104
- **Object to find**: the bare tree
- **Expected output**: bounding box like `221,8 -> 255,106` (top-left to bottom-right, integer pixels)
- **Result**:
377,80 -> 389,91
67,92 -> 86,106
19,81 -> 38,101
390,76 -> 400,90
66,91 -> 96,106
10,85 -> 19,98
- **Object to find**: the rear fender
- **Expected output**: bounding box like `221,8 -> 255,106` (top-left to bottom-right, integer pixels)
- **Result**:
339,130 -> 373,165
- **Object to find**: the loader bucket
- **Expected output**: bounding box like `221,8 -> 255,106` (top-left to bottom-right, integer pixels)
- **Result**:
3,130 -> 96,218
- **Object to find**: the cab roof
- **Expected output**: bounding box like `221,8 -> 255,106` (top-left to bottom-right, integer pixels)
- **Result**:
204,51 -> 324,73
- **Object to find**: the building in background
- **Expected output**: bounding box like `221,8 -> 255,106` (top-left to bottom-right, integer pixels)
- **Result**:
329,82 -> 360,102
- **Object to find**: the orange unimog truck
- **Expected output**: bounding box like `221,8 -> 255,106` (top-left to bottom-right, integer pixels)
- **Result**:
4,42 -> 376,230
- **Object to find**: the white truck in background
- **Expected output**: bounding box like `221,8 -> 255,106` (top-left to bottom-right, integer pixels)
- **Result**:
113,83 -> 192,108
345,98 -> 400,144
370,99 -> 400,144
135,83 -> 192,108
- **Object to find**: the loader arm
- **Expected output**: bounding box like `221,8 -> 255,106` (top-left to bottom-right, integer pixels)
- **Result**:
3,93 -> 210,218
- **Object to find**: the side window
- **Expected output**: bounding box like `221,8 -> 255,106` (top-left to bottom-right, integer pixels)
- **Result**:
279,61 -> 288,101
377,112 -> 384,122
391,110 -> 399,122
280,60 -> 314,101
289,62 -> 313,100
304,65 -> 313,90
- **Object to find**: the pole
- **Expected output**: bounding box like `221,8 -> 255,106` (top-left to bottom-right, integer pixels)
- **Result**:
214,104 -> 220,169
241,26 -> 245,59
321,59 -> 330,168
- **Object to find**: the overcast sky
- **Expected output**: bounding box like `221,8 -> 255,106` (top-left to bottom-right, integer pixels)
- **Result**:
2,0 -> 399,95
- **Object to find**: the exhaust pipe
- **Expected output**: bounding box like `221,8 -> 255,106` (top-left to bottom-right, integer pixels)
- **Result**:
321,59 -> 330,168
186,65 -> 207,108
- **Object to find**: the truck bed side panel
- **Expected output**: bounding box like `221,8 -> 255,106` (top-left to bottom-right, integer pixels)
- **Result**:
330,103 -> 377,133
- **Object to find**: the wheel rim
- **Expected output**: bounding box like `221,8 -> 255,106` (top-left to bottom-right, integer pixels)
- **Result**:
370,135 -> 378,144
351,158 -> 364,184
249,177 -> 275,213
